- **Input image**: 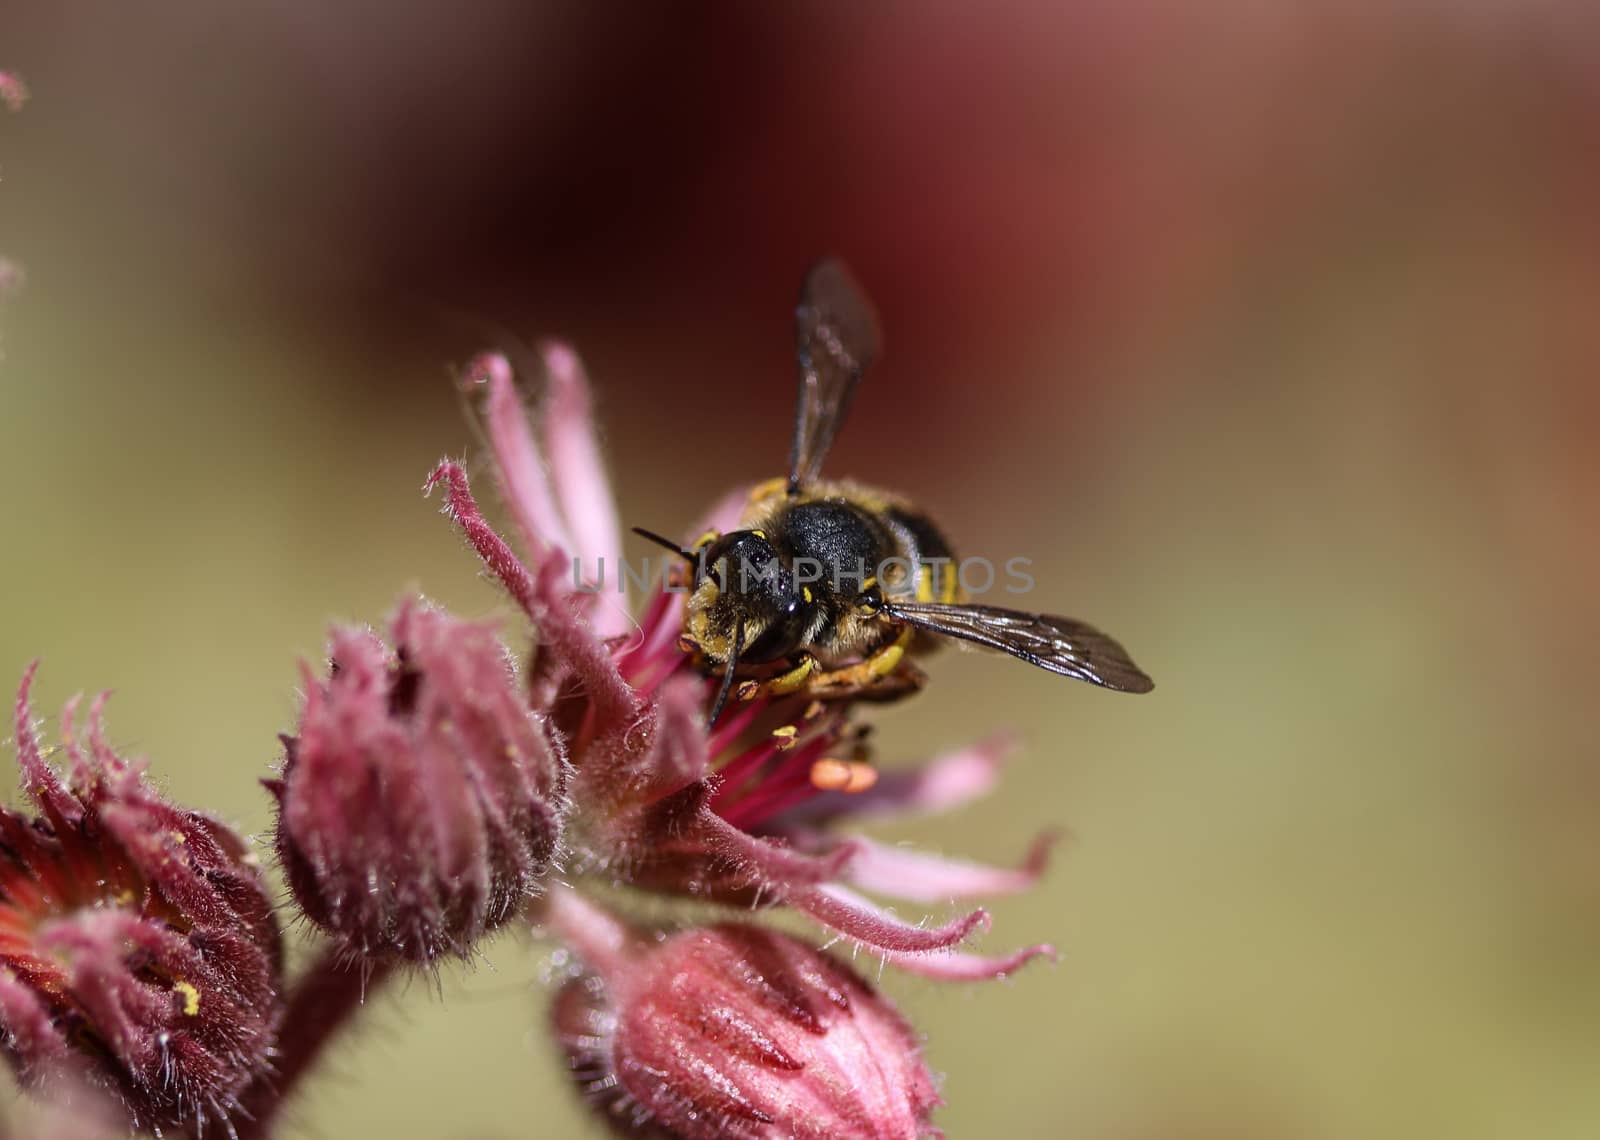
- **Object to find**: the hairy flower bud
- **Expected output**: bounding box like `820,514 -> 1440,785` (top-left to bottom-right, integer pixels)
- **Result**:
550,903 -> 941,1139
271,597 -> 565,964
0,666 -> 283,1134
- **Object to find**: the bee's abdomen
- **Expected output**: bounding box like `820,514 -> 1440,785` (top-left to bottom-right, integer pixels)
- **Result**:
881,505 -> 960,603
884,506 -> 955,566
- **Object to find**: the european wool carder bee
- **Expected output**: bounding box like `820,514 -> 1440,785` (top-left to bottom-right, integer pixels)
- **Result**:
636,259 -> 1154,721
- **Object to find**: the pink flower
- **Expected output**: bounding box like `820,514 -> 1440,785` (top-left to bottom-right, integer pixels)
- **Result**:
0,73 -> 24,325
545,888 -> 941,1139
428,347 -> 1053,979
0,665 -> 283,1134
270,597 -> 565,965
0,72 -> 26,114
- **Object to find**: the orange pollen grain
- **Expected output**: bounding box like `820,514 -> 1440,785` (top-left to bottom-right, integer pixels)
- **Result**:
809,758 -> 878,795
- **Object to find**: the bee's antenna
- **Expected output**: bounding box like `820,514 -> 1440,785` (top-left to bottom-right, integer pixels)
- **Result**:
708,617 -> 744,726
631,526 -> 693,562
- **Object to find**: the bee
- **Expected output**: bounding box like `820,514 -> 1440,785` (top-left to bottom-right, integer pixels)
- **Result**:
637,259 -> 1153,721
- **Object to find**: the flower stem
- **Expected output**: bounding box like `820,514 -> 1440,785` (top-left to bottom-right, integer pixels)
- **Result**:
234,945 -> 397,1140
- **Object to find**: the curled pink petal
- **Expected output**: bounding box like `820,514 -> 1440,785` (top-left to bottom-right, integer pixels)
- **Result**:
880,941 -> 1058,982
837,832 -> 1058,904
612,793 -> 863,901
426,460 -> 545,610
13,662 -> 83,829
426,461 -> 637,728
792,883 -> 991,954
695,813 -> 861,892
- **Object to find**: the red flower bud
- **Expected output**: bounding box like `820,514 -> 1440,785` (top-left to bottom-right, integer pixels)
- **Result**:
271,597 -> 566,964
0,666 -> 283,1134
549,896 -> 941,1139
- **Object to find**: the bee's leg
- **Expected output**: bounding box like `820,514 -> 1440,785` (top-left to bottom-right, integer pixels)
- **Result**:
736,654 -> 817,702
734,626 -> 926,705
793,626 -> 922,701
820,659 -> 926,702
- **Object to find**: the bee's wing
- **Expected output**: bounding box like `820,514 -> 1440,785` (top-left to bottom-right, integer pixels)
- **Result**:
883,601 -> 1155,693
788,258 -> 882,491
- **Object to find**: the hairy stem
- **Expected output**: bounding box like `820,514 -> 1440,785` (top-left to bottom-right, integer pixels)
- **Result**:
234,946 -> 397,1140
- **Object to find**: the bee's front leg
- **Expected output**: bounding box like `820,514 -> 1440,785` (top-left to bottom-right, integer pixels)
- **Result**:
735,653 -> 817,703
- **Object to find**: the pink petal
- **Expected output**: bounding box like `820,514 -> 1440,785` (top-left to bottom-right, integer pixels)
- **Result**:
540,342 -> 628,637
791,883 -> 991,954
471,352 -> 575,560
0,966 -> 69,1072
692,811 -> 861,893
879,941 -> 1058,982
597,789 -> 863,902
0,257 -> 22,302
79,692 -> 144,796
623,580 -> 692,672
425,462 -> 637,727
766,732 -> 1018,831
581,674 -> 708,809
426,459 -> 546,610
0,72 -> 27,113
836,832 -> 1058,904
12,663 -> 82,829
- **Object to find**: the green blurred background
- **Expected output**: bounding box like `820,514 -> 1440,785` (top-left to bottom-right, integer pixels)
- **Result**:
2,3 -> 1597,1137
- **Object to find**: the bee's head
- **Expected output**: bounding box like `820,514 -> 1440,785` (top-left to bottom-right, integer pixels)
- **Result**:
686,529 -> 813,666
